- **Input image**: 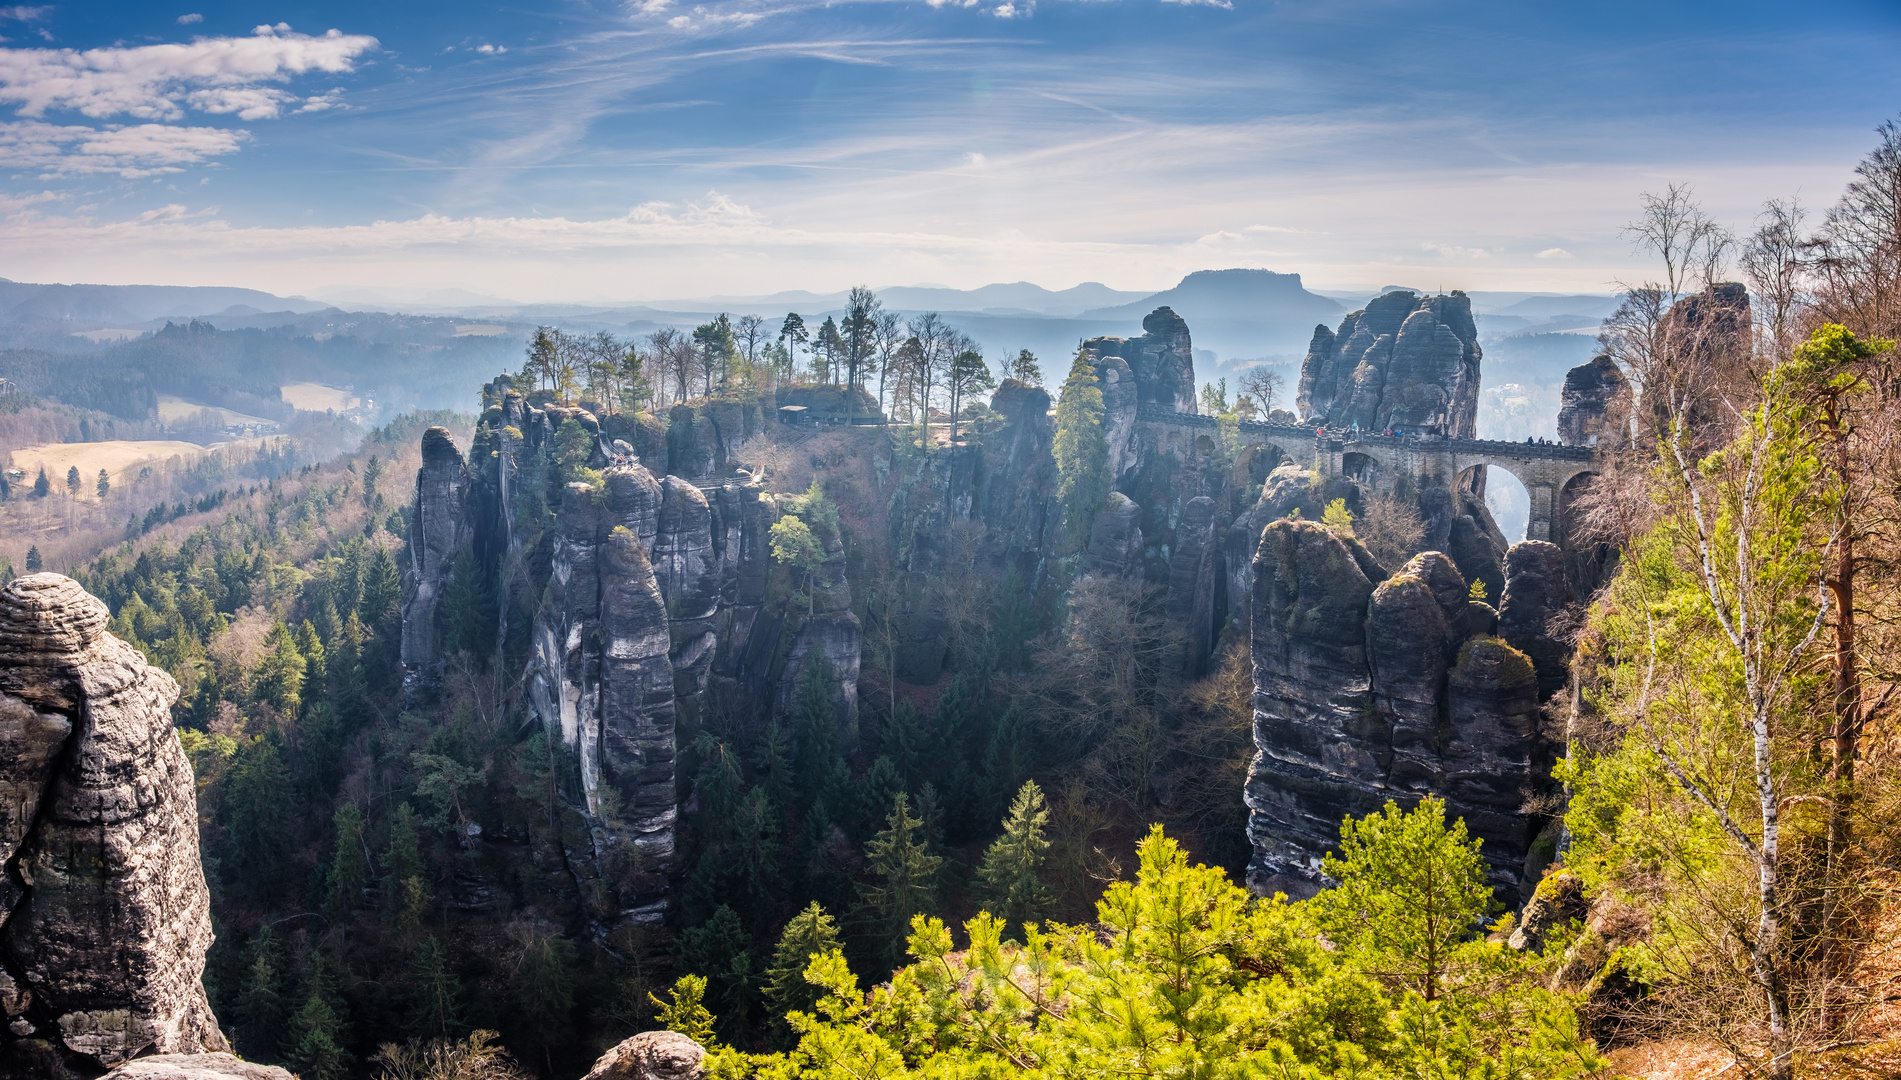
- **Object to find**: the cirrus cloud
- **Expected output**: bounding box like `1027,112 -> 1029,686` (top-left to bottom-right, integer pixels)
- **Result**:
0,24 -> 378,121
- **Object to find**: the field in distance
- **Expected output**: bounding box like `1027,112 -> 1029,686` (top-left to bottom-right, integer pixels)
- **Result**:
155,395 -> 277,427
7,437 -> 274,499
280,382 -> 361,412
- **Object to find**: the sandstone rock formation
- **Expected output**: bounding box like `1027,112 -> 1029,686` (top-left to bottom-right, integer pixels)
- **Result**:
1296,290 -> 1482,438
1496,540 -> 1575,701
406,398 -> 859,923
110,1055 -> 294,1080
0,574 -> 227,1079
1244,525 -> 1549,899
1083,306 -> 1197,415
1557,355 -> 1629,448
583,1030 -> 705,1080
400,425 -> 472,703
1084,492 -> 1145,578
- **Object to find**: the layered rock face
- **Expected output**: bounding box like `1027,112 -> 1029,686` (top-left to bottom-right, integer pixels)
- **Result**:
1244,526 -> 1549,899
1557,355 -> 1629,448
1296,290 -> 1482,438
1084,306 -> 1198,416
0,575 -> 227,1079
400,426 -> 472,703
406,395 -> 858,921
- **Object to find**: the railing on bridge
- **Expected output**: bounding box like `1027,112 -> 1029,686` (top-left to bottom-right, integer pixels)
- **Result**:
1131,405 -> 1594,462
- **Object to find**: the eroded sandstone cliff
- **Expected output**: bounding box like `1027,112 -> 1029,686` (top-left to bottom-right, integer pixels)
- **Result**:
0,574 -> 227,1079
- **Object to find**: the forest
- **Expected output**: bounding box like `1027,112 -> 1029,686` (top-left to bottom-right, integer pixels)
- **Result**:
7,122 -> 1901,1080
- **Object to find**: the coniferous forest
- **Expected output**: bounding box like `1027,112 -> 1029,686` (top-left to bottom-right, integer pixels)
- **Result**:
2,9 -> 1901,1074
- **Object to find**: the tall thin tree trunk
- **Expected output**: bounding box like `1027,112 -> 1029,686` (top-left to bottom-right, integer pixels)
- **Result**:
1820,391 -> 1858,1036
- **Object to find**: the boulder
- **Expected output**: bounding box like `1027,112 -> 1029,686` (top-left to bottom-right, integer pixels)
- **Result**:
109,1054 -> 294,1079
0,575 -> 228,1078
583,1030 -> 706,1080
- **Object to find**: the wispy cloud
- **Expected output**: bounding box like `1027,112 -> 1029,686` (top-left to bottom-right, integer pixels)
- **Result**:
1534,247 -> 1573,259
177,13 -> 203,25
0,25 -> 378,120
0,119 -> 247,176
0,6 -> 50,22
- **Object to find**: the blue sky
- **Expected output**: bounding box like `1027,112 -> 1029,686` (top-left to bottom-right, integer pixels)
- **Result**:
1,0 -> 1897,301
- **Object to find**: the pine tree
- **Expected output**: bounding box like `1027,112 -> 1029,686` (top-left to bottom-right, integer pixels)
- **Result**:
762,901 -> 845,1041
1053,346 -> 1110,548
1314,796 -> 1493,1003
442,549 -> 497,657
323,804 -> 369,920
858,792 -> 942,970
65,465 -> 79,496
1008,348 -> 1043,387
31,467 -> 47,498
980,703 -> 1030,823
649,974 -> 717,1046
23,545 -> 40,573
96,468 -> 109,498
880,702 -> 929,793
974,781 -> 1053,939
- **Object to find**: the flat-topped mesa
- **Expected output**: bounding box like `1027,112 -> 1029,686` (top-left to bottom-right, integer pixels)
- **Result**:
1084,306 -> 1198,415
0,574 -> 228,1079
1296,290 -> 1481,438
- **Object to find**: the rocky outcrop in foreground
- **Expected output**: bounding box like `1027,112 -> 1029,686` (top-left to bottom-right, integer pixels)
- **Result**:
1244,525 -> 1549,900
583,1030 -> 705,1080
0,574 -> 227,1079
110,1055 -> 292,1079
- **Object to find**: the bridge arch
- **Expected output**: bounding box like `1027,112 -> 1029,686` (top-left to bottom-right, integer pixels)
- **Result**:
1449,450 -> 1597,543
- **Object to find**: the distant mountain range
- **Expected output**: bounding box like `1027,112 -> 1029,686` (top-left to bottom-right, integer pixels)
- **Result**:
0,271 -> 1622,367
0,278 -> 331,326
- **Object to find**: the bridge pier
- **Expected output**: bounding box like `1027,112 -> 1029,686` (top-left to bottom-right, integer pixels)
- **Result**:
1525,483 -> 1556,542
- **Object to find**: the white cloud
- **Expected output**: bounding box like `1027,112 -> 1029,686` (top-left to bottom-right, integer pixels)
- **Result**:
0,119 -> 247,177
1534,246 -> 1573,259
295,89 -> 344,113
668,16 -> 692,28
184,86 -> 293,120
0,25 -> 378,120
177,13 -> 204,25
1159,0 -> 1233,8
0,7 -> 49,22
1420,241 -> 1489,260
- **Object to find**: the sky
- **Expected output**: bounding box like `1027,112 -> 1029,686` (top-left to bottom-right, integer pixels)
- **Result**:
0,0 -> 1898,303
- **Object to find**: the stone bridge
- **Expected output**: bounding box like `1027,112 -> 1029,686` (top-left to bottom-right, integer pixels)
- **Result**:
1135,406 -> 1598,543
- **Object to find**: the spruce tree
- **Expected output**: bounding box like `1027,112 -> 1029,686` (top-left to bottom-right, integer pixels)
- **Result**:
31,467 -> 47,498
254,621 -> 305,716
288,956 -> 351,1080
224,737 -> 295,903
65,465 -> 79,496
383,803 -> 428,935
649,974 -> 717,1046
409,935 -> 462,1040
510,930 -> 578,1073
974,780 -> 1053,939
23,545 -> 39,573
323,803 -> 368,920
96,468 -> 110,498
791,660 -> 846,813
679,904 -> 758,1043
858,792 -> 942,970
232,927 -> 287,1061
762,901 -> 845,1042
1053,346 -> 1110,547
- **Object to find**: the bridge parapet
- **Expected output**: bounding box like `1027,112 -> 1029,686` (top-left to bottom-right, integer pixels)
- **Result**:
1131,404 -> 1599,544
